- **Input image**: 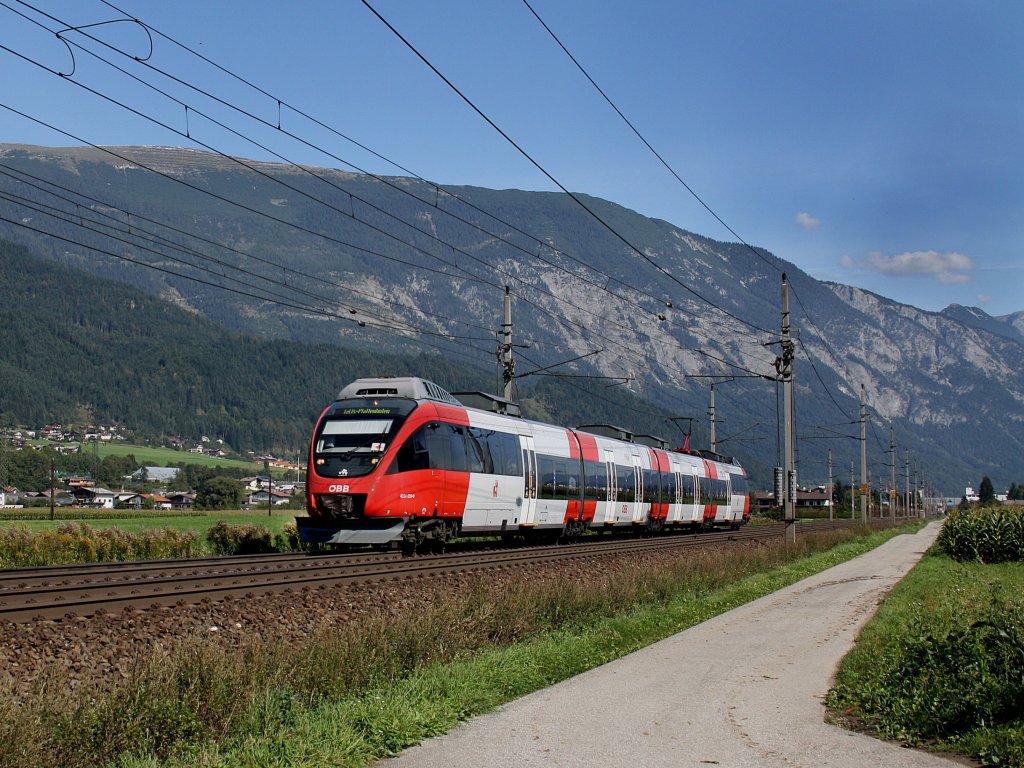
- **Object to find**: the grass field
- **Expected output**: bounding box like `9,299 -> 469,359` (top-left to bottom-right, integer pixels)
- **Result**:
35,440 -> 280,472
0,509 -> 299,536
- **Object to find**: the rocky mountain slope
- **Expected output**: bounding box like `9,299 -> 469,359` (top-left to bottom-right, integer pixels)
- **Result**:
1,143 -> 1020,490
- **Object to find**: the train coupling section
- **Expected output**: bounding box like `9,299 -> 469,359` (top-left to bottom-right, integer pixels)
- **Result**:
295,516 -> 407,545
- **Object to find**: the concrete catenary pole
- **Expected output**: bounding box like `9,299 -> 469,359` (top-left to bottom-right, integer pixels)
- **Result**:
827,448 -> 834,522
905,449 -> 911,519
709,384 -> 717,454
780,275 -> 796,543
851,461 -> 855,518
860,384 -> 868,524
501,286 -> 514,401
890,426 -> 897,524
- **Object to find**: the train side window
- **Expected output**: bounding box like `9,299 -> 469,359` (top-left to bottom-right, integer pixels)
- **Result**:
467,427 -> 496,474
584,460 -> 606,501
395,424 -> 434,472
617,465 -> 636,503
642,468 -> 661,504
699,476 -> 712,504
565,465 -> 580,499
538,455 -> 552,498
445,424 -> 469,472
714,478 -> 729,504
730,472 -> 748,496
682,474 -> 696,504
489,431 -> 522,476
664,472 -> 678,504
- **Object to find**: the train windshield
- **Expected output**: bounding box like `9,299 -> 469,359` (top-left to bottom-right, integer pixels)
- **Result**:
312,399 -> 416,478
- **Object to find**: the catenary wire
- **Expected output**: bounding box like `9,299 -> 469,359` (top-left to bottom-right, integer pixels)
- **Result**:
8,0 -> 781,370
521,0 -> 864,420
359,0 -> 774,338
95,0 -> 757,328
0,3 -> 778,405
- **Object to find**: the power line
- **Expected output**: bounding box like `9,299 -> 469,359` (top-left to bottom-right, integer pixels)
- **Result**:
521,2 -> 869,425
0,161 -> 498,339
521,0 -> 779,275
0,27 -> 770,379
0,210 -> 504,366
1,100 -> 773,391
359,0 -> 774,338
17,0 -> 739,345
1,2 -> 781,402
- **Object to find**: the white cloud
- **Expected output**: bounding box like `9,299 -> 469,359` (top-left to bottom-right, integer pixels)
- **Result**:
843,250 -> 974,284
976,294 -> 992,305
795,211 -> 821,230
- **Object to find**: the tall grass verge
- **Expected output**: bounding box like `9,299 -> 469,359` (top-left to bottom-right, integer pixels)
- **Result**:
0,521 -> 300,565
0,525 -> 913,767
0,523 -> 202,566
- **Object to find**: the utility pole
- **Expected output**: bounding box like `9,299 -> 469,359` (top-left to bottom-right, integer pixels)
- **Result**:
49,457 -> 56,521
264,459 -> 272,517
499,286 -> 515,401
777,274 -> 797,544
904,449 -> 910,521
915,464 -> 921,518
827,448 -> 834,523
0,431 -> 7,505
850,461 -> 855,519
889,427 -> 897,524
709,384 -> 717,453
860,384 -> 868,524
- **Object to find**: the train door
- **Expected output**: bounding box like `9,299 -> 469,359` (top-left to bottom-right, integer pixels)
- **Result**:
670,465 -> 684,523
631,455 -> 645,523
724,475 -> 736,523
689,471 -> 701,524
520,435 -> 539,526
603,449 -> 617,525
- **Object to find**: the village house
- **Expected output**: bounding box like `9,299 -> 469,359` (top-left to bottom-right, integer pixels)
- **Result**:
246,488 -> 292,507
71,486 -> 118,509
116,492 -> 145,509
131,466 -> 181,483
166,492 -> 196,510
143,493 -> 172,510
752,487 -> 832,516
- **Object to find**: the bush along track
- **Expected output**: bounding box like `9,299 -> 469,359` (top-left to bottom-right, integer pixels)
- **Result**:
0,524 -> 920,768
828,508 -> 1024,768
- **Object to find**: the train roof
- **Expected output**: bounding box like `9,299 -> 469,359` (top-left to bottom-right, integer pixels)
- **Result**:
336,377 -> 461,406
451,390 -> 522,418
334,377 -> 741,467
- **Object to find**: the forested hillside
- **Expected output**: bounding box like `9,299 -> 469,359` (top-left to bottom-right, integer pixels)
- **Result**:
0,239 -> 481,451
1,239 -> 696,463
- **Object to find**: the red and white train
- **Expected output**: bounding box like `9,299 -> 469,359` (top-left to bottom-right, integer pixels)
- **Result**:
299,377 -> 750,552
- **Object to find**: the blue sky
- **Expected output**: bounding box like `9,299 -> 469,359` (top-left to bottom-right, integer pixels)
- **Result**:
2,0 -> 1021,316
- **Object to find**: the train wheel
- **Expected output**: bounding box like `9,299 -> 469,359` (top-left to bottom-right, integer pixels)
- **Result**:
401,525 -> 426,557
559,519 -> 586,544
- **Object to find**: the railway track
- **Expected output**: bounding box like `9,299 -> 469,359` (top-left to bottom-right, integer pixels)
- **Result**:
0,519 -> 874,623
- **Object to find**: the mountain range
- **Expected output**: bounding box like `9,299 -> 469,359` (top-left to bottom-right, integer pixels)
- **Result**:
1,143 -> 1021,494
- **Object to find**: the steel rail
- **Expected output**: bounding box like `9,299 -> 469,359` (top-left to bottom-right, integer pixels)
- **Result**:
0,519 -> 877,623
